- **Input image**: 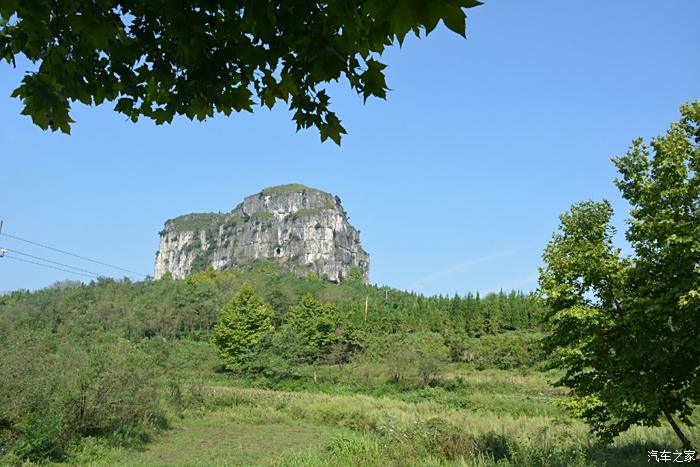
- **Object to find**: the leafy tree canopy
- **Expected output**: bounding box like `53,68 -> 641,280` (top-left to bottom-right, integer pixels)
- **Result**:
211,283 -> 273,369
346,266 -> 365,284
0,1 -> 481,144
538,101 -> 700,452
286,293 -> 339,352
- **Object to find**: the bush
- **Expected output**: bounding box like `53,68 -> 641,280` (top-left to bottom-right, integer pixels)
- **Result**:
407,418 -> 478,459
239,328 -> 309,380
383,333 -> 450,387
0,330 -> 165,463
59,339 -> 164,439
453,331 -> 546,369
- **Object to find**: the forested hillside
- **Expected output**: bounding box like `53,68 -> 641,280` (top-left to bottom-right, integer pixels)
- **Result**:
0,261 -> 548,464
0,260 -> 544,342
1,261 -> 695,466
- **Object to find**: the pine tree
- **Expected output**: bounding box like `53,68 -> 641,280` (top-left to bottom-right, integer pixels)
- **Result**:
286,294 -> 338,356
211,284 -> 273,369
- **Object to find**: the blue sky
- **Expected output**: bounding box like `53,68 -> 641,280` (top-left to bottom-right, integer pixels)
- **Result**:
1,0 -> 698,295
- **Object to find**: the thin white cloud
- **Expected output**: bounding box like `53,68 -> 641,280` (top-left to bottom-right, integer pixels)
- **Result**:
411,247 -> 528,289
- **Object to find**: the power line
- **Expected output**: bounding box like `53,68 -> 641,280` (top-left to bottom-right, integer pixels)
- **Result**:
3,255 -> 100,279
0,231 -> 147,277
5,248 -> 103,277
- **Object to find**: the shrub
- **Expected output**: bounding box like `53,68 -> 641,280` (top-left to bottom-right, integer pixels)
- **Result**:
455,331 -> 546,369
239,328 -> 309,380
407,418 -> 478,459
383,333 -> 450,387
0,330 -> 164,463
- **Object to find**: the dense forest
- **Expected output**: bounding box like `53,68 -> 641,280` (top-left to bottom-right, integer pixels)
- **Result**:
1,261 -> 545,341
0,261 -> 549,464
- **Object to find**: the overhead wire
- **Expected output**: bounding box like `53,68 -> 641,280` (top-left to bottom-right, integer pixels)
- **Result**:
0,231 -> 148,277
5,248 -> 104,277
3,255 -> 100,279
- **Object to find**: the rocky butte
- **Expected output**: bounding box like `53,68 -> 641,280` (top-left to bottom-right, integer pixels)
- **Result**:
154,184 -> 369,282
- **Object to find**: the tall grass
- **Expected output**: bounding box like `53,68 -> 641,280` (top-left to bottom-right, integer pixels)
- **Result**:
190,385 -> 697,466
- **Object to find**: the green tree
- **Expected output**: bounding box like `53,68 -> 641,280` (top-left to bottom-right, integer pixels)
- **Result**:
414,333 -> 450,386
538,101 -> 700,452
211,284 -> 273,369
0,1 -> 481,144
239,327 -> 309,380
345,266 -> 365,284
285,294 -> 338,357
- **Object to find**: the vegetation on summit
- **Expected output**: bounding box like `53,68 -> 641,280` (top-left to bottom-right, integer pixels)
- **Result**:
261,184 -> 321,195
165,213 -> 226,233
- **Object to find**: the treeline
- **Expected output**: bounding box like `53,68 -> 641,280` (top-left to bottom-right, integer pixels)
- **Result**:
0,261 -> 545,342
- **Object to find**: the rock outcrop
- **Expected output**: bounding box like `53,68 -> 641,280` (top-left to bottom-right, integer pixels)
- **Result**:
154,184 -> 369,282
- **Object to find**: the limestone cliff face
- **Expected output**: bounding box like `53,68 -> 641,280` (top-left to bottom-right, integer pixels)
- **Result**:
154,185 -> 369,282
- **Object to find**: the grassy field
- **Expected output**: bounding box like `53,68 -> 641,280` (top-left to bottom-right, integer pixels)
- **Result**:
52,355 -> 698,467
76,409 -> 343,466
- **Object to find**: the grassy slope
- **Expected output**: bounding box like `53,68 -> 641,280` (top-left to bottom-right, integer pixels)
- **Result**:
61,349 -> 699,467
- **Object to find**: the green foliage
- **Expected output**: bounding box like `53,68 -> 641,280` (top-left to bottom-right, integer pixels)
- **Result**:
189,255 -> 210,274
286,204 -> 335,221
345,266 -> 365,284
447,330 -> 547,369
211,284 -> 273,369
237,293 -> 363,377
0,1 -> 481,143
0,263 -> 544,345
404,418 -> 479,460
286,294 -> 346,361
222,214 -> 245,231
0,245 -> 680,465
1,262 -> 689,467
239,327 -> 310,380
261,184 -> 318,195
539,101 -> 700,450
166,213 -> 224,232
383,332 -> 450,387
0,330 -> 164,462
305,271 -> 322,283
159,271 -> 173,281
0,261 -> 546,460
